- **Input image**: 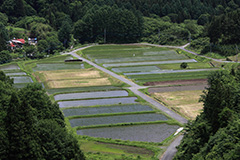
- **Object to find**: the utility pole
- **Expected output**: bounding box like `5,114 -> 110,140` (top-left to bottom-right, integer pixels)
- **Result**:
104,28 -> 106,44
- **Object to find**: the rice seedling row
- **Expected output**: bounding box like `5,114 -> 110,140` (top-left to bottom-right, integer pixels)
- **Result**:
103,59 -> 197,67
10,76 -> 33,83
95,55 -> 188,64
128,70 -> 214,82
58,97 -> 138,108
62,104 -> 154,117
124,68 -> 216,76
112,66 -> 161,73
54,90 -> 129,101
69,113 -> 168,127
0,64 -> 20,70
47,86 -> 121,95
5,72 -> 27,76
33,63 -> 85,71
77,123 -> 179,143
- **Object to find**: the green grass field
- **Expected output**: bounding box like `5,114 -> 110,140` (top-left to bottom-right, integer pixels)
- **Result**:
81,45 -> 188,64
128,70 -> 214,83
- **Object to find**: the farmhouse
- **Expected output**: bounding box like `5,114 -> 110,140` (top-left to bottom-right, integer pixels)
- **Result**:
9,38 -> 25,49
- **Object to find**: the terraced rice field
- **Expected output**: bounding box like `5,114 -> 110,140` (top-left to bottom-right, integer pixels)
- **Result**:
47,86 -> 121,95
77,123 -> 179,143
0,64 -> 20,70
63,104 -> 154,117
83,45 -> 188,65
112,66 -> 161,73
95,54 -> 187,64
58,97 -> 138,108
128,70 -> 214,83
10,76 -> 33,83
124,69 -> 215,76
5,72 -> 26,76
33,63 -> 85,71
69,113 -> 168,127
54,90 -> 129,101
103,59 -> 197,67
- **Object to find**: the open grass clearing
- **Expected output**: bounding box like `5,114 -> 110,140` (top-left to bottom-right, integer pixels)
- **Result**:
33,63 -> 85,71
47,86 -> 121,95
62,104 -> 154,117
69,113 -> 168,127
59,97 -> 138,108
0,64 -> 20,70
54,90 -> 129,101
77,123 -> 179,143
103,59 -> 197,67
10,76 -> 33,83
148,84 -> 207,93
112,66 -> 161,73
154,90 -> 204,120
80,141 -> 154,159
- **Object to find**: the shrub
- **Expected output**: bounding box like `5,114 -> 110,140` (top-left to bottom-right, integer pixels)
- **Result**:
180,62 -> 188,69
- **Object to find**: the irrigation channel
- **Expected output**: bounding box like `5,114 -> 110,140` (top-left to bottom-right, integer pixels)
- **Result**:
59,44 -> 190,160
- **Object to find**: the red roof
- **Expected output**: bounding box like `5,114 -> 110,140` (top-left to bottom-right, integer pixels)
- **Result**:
12,39 -> 25,44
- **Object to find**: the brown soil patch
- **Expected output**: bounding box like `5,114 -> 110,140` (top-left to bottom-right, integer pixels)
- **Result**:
39,69 -> 101,81
144,79 -> 207,86
154,90 -> 204,120
47,78 -> 111,88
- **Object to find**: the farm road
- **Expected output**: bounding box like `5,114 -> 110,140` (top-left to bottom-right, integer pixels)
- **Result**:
70,51 -> 188,124
65,45 -> 188,160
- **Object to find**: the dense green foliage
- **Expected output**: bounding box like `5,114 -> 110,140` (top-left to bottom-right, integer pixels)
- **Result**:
174,69 -> 240,160
0,0 -> 239,56
0,71 -> 85,160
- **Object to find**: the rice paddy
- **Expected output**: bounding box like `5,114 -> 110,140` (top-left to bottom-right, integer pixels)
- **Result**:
103,59 -> 197,67
62,104 -> 154,117
112,66 -> 161,73
10,76 -> 33,83
54,90 -> 129,101
33,63 -> 85,71
0,64 -> 20,70
77,124 -> 179,143
58,97 -> 138,108
69,113 -> 168,127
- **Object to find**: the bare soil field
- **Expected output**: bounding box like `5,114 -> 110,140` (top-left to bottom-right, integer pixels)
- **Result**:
39,69 -> 101,80
148,84 -> 207,93
153,90 -> 204,120
47,78 -> 111,88
144,79 -> 207,86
